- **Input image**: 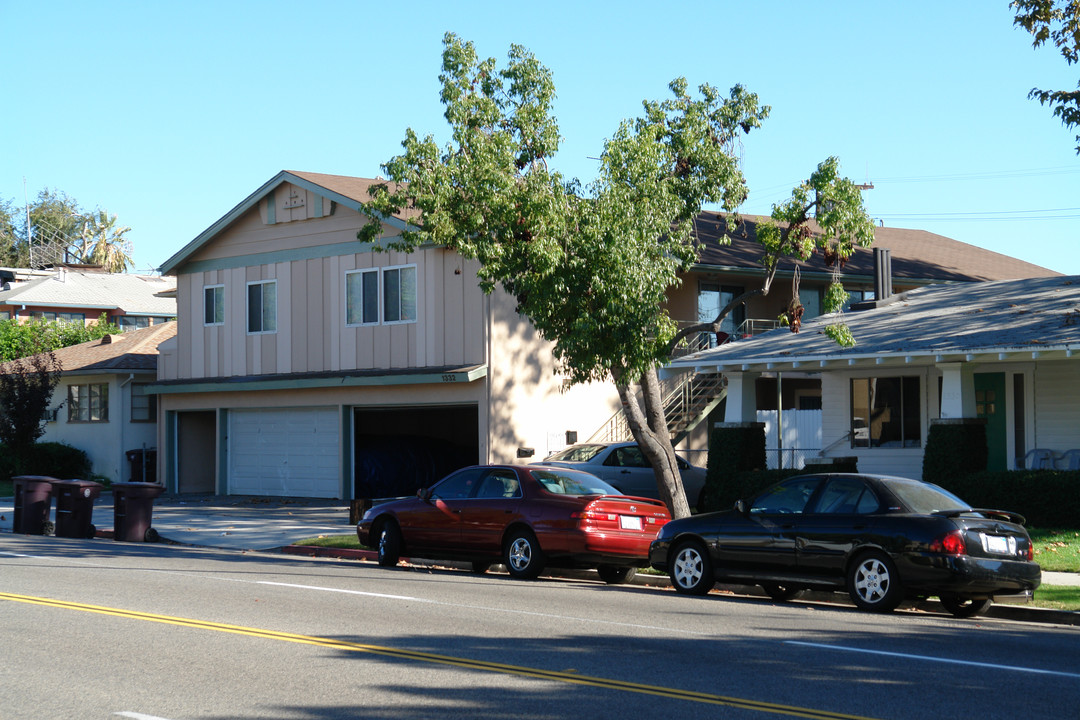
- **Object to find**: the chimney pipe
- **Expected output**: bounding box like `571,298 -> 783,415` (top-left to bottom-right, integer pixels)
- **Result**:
873,248 -> 892,301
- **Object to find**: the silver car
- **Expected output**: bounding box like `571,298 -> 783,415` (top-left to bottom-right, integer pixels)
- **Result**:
535,442 -> 706,507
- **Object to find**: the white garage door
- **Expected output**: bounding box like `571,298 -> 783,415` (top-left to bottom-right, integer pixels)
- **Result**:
228,408 -> 340,498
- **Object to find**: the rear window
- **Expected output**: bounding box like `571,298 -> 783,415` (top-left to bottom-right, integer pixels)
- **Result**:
532,469 -> 618,496
884,478 -> 969,514
545,444 -> 605,462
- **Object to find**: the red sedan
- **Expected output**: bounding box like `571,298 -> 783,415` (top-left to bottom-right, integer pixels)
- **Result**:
357,464 -> 670,583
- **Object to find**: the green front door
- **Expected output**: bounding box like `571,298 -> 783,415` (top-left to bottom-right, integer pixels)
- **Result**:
975,373 -> 1007,471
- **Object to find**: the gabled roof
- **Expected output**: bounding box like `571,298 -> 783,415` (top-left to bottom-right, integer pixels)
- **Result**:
159,170 -> 412,275
666,275 -> 1080,374
0,269 -> 177,316
691,213 -> 1060,284
1,321 -> 177,376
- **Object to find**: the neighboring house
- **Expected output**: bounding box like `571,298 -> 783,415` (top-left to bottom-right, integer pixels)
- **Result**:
663,275 -> 1080,479
150,171 -> 618,499
34,322 -> 178,481
146,170 -> 1062,500
0,265 -> 177,330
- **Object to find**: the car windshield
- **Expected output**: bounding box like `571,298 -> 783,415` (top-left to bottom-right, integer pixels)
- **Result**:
532,469 -> 619,496
545,444 -> 606,462
884,477 -> 970,514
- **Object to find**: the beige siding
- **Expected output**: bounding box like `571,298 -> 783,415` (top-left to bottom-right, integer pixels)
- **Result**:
485,288 -> 619,463
169,208 -> 486,380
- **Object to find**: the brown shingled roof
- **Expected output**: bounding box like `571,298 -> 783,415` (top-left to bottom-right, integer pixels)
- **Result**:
2,322 -> 178,375
692,212 -> 1060,282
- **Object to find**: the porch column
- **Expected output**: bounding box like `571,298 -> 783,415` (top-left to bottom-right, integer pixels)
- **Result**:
938,363 -> 976,419
724,372 -> 760,423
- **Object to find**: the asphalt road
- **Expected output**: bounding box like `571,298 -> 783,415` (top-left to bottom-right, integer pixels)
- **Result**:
2,533 -> 1078,720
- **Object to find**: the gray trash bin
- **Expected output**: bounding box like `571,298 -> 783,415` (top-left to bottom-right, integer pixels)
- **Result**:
52,480 -> 104,539
112,482 -> 164,542
12,476 -> 57,535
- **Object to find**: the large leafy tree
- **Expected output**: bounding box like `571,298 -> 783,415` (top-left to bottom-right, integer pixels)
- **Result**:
0,189 -> 135,270
0,350 -> 62,474
1012,0 -> 1080,152
361,34 -> 874,518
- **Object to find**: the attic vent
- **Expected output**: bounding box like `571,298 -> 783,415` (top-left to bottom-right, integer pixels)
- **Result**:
100,334 -> 122,345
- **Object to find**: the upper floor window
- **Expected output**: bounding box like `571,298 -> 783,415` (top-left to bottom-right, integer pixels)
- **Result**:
117,316 -> 172,332
68,383 -> 109,423
851,376 -> 921,449
30,311 -> 85,325
204,285 -> 225,326
131,384 -> 156,422
345,265 -> 417,326
247,280 -> 276,334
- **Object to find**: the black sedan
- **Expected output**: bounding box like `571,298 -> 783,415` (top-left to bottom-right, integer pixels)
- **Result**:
649,473 -> 1041,617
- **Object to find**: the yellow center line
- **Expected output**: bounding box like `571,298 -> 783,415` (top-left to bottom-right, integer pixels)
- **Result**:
1,591 -> 878,720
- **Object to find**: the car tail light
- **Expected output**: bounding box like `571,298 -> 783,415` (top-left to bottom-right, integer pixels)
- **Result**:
931,530 -> 967,556
1026,541 -> 1034,561
571,510 -> 615,524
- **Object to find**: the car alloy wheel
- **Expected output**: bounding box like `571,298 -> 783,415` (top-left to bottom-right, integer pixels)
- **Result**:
377,522 -> 402,567
848,551 -> 903,612
504,529 -> 544,580
670,541 -> 714,596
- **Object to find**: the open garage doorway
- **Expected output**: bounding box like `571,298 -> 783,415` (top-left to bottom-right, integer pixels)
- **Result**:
177,411 -> 217,493
353,405 -> 479,500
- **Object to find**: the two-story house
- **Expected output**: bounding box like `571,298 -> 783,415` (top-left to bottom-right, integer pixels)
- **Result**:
151,171 -> 619,499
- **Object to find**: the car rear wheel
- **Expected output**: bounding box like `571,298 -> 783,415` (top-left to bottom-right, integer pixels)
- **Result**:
377,521 -> 402,567
669,541 -> 715,596
597,565 -> 637,585
504,529 -> 545,580
848,551 -> 903,612
939,594 -> 992,618
763,584 -> 803,602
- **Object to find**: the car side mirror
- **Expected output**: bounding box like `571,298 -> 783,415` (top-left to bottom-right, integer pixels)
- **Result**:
417,488 -> 432,502
734,499 -> 748,515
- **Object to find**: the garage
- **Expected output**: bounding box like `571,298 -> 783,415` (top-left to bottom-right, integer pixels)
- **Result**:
354,405 -> 479,499
229,407 -> 341,498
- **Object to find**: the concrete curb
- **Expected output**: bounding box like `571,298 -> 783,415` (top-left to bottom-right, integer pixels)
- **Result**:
279,544 -> 1080,626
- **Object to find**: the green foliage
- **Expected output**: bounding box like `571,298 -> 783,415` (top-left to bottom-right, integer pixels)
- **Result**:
0,352 -> 62,472
823,282 -> 849,314
922,421 -> 988,486
0,315 -> 120,362
822,323 -> 856,347
933,469 -> 1080,528
1012,0 -> 1080,152
702,424 -> 768,511
0,441 -> 92,482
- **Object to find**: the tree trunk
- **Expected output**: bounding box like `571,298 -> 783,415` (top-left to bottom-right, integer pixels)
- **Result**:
615,366 -> 691,519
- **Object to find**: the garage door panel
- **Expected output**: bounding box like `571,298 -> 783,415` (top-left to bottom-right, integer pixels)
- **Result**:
229,408 -> 340,498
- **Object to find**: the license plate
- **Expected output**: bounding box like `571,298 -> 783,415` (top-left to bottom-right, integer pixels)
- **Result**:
981,533 -> 1015,555
619,515 -> 642,531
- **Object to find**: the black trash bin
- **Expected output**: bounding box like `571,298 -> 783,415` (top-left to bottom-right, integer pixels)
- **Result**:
125,449 -> 157,483
112,482 -> 164,542
12,476 -> 57,535
52,480 -> 104,539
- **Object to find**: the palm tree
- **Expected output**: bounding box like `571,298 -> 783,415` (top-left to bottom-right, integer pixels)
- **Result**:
78,210 -> 133,272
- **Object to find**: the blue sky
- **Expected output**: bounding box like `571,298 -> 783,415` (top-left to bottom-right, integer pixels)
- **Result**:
3,1 -> 1077,275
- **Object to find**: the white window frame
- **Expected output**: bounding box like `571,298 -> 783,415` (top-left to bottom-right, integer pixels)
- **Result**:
204,285 -> 225,326
246,279 -> 277,334
381,264 -> 417,326
344,264 -> 417,327
345,269 -> 380,327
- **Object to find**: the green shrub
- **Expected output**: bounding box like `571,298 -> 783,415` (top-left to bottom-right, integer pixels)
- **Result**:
0,442 -> 92,482
702,423 -> 766,512
923,419 -> 987,486
933,469 -> 1080,528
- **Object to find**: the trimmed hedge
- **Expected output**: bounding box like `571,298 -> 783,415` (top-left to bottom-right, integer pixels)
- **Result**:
702,423 -> 766,512
933,469 -> 1080,529
0,442 -> 93,482
922,419 -> 987,486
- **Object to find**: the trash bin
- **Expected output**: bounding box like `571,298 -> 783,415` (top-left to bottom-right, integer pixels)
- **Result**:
12,476 -> 57,535
112,482 -> 164,542
125,448 -> 157,483
52,479 -> 104,539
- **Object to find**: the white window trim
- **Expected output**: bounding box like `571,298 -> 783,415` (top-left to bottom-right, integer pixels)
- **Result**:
344,264 -> 418,327
204,284 -> 225,326
345,268 -> 380,327
246,279 -> 277,335
381,263 -> 418,326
